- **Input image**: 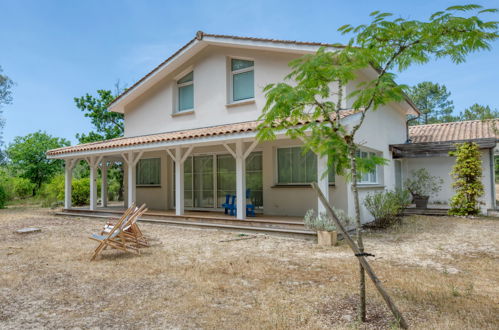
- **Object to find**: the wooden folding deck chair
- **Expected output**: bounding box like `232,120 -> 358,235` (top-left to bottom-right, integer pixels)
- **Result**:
89,204 -> 148,260
101,204 -> 149,248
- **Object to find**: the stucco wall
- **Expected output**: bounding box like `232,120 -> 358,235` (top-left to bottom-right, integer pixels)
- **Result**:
123,46 -> 321,137
405,150 -> 495,211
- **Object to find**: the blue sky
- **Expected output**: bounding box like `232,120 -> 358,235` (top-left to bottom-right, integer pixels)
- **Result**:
1,0 -> 498,146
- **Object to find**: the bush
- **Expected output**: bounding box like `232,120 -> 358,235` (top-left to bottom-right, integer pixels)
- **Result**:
449,142 -> 484,216
39,175 -> 98,207
13,177 -> 36,199
363,189 -> 410,228
0,185 -> 7,208
304,207 -> 352,232
404,168 -> 443,198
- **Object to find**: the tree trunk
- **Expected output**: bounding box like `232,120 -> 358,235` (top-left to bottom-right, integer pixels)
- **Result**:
349,145 -> 366,322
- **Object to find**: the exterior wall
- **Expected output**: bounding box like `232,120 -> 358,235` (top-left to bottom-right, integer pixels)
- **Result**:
123,45 -> 339,137
350,103 -> 409,222
405,150 -> 495,212
124,150 -> 171,210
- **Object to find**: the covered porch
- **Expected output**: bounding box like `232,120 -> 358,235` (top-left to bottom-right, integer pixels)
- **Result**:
47,121 -> 344,223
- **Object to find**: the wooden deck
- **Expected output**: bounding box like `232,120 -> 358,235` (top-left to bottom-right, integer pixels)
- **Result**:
56,207 -> 316,239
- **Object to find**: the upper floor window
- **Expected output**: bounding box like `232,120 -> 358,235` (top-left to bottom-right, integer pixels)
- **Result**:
177,71 -> 194,111
276,147 -> 334,185
231,59 -> 254,102
137,158 -> 161,186
357,150 -> 378,184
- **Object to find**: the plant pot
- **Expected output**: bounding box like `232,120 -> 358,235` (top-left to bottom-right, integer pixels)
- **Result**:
414,196 -> 429,209
317,230 -> 337,246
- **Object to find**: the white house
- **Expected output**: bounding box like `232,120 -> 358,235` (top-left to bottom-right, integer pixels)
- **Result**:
47,32 -> 498,223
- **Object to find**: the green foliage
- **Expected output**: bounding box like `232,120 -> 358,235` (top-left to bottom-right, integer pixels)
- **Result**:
0,65 -> 13,108
304,208 -> 352,231
74,88 -> 124,143
363,189 -> 411,227
12,177 -> 36,199
6,131 -> 69,192
39,175 -> 100,207
0,184 -> 6,209
407,81 -> 457,125
448,142 -> 484,215
459,104 -> 499,121
404,168 -> 443,198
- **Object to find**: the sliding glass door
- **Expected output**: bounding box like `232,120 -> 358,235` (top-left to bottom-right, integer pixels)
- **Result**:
174,152 -> 262,209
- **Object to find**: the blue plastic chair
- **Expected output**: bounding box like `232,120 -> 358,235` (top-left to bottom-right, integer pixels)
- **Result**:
232,189 -> 256,217
221,194 -> 236,215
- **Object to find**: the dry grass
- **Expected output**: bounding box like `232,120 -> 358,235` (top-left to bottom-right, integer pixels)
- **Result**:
0,207 -> 498,329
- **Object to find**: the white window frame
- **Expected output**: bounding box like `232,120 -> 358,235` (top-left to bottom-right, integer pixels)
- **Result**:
136,157 -> 161,187
229,57 -> 255,103
275,146 -> 335,185
176,70 -> 194,113
357,150 -> 379,185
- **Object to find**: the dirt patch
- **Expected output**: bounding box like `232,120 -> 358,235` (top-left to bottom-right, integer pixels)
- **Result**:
0,207 -> 498,329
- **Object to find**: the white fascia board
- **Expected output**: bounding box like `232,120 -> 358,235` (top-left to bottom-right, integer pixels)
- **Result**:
202,36 -> 332,54
109,40 -> 205,114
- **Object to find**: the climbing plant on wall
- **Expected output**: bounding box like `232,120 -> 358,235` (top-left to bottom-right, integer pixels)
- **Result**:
449,142 -> 484,215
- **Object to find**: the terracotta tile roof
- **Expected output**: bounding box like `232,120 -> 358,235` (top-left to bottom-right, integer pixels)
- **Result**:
409,119 -> 499,143
47,111 -> 358,157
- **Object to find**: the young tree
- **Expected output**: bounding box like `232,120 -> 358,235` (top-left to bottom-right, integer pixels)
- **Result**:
257,4 -> 498,324
407,81 -> 457,124
0,65 -> 14,149
74,88 -> 124,143
459,103 -> 499,120
449,142 -> 484,215
74,84 -> 126,199
6,131 -> 70,194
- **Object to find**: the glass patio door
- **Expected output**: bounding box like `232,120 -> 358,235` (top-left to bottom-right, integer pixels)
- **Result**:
193,155 -> 214,208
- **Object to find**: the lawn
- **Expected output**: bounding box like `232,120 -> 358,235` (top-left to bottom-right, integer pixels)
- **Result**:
0,207 -> 498,329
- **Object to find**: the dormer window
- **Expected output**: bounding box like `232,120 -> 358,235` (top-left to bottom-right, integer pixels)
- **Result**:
177,71 -> 194,112
231,59 -> 254,102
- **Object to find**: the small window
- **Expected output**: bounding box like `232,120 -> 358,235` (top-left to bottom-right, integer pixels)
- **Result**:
137,158 -> 161,185
231,59 -> 254,102
177,71 -> 194,111
357,151 -> 378,184
277,147 -> 335,184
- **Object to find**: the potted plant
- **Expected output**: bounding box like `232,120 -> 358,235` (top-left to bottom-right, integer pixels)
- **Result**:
404,168 -> 443,209
304,208 -> 352,246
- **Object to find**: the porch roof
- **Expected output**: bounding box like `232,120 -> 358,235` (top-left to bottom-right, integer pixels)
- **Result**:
47,110 -> 358,158
391,119 -> 498,158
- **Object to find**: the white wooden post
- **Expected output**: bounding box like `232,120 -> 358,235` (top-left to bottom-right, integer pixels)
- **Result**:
86,156 -> 102,211
101,160 -> 108,207
224,140 -> 258,220
168,146 -> 193,216
64,159 -> 76,209
175,149 -> 184,215
235,140 -> 246,220
121,151 -> 143,208
317,154 -> 329,215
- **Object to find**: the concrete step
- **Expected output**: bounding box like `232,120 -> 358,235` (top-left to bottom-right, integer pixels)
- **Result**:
61,208 -> 307,230
55,212 -> 316,240
403,208 -> 449,216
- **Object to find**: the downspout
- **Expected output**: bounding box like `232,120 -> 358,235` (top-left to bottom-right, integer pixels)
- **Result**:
489,148 -> 496,210
405,114 -> 420,143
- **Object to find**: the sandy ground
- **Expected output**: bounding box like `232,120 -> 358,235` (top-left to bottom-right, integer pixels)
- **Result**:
0,207 -> 498,329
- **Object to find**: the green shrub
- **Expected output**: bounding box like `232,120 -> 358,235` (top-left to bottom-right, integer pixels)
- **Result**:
13,177 -> 36,199
363,189 -> 410,228
72,178 -> 90,206
449,142 -> 484,216
404,168 -> 443,198
39,175 -> 99,207
304,208 -> 352,232
0,185 -> 7,208
108,179 -> 121,201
